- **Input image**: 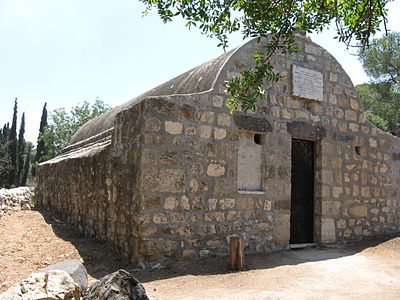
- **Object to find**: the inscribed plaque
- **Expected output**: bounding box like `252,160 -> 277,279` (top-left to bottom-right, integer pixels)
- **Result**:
292,64 -> 323,101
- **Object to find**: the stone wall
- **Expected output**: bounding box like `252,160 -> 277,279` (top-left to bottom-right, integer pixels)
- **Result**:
36,103 -> 144,261
0,186 -> 35,217
37,35 -> 400,264
136,97 -> 280,261
37,141 -> 111,242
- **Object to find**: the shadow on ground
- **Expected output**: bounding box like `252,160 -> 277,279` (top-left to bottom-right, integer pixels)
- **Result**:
36,207 -> 400,284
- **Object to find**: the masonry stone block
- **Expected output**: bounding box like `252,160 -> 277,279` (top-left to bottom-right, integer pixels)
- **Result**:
217,113 -> 232,126
182,249 -> 196,259
214,178 -> 235,196
274,213 -> 290,246
143,117 -> 161,132
233,114 -> 273,132
214,127 -> 227,140
207,163 -> 225,177
141,238 -> 178,258
322,201 -> 341,216
165,121 -> 183,134
349,205 -> 368,217
199,111 -> 214,123
142,168 -> 185,193
179,104 -> 197,120
199,125 -> 212,138
287,121 -> 326,139
219,198 -> 235,210
321,218 -> 336,243
163,196 -> 178,210
237,196 -> 254,210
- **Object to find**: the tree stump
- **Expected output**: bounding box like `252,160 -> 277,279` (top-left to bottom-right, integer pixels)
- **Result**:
230,236 -> 245,271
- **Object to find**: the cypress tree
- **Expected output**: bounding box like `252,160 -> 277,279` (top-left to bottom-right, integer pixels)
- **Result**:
21,144 -> 32,186
0,126 -> 3,145
0,139 -> 11,187
16,112 -> 26,185
7,99 -> 18,187
0,123 -> 10,187
33,102 -> 47,176
2,123 -> 9,144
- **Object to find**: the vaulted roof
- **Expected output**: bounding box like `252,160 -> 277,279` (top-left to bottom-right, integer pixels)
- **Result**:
69,48 -> 236,145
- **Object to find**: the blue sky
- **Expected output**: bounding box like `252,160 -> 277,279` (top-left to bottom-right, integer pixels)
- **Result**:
0,0 -> 399,143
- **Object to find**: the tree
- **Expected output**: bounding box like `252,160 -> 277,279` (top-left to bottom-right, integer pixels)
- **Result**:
1,123 -> 9,145
1,101 -> 32,187
16,112 -> 26,185
0,123 -> 10,187
141,0 -> 391,112
358,32 -> 400,86
0,137 -> 11,188
7,99 -> 18,187
32,103 -> 48,177
35,102 -> 48,163
357,32 -> 400,134
40,98 -> 111,160
21,143 -> 33,186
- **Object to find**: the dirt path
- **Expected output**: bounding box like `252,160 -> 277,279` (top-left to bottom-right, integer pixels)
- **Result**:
1,210 -> 399,299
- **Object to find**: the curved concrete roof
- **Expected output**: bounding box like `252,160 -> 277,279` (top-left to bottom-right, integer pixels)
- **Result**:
69,48 -> 237,145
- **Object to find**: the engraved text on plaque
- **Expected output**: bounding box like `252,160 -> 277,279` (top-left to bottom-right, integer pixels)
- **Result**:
292,64 -> 323,101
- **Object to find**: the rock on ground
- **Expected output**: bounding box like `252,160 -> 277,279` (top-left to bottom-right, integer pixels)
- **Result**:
0,187 -> 34,218
0,270 -> 81,300
84,269 -> 149,300
40,259 -> 88,291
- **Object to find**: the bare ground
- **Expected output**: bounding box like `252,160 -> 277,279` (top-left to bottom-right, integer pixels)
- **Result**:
0,209 -> 399,299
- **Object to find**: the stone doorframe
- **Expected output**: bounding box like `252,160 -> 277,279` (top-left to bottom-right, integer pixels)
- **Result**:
286,121 -> 326,244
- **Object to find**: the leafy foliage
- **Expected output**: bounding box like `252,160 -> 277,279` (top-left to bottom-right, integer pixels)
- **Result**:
141,0 -> 390,112
356,82 -> 400,133
357,32 -> 400,134
40,98 -> 111,160
16,113 -> 26,186
364,110 -> 388,131
21,143 -> 33,186
7,99 -> 18,186
35,103 -> 48,165
0,99 -> 31,187
358,32 -> 400,86
32,103 -> 48,177
0,139 -> 11,187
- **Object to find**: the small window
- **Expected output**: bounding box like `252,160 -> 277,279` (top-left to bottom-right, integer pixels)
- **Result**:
254,134 -> 261,145
355,146 -> 361,155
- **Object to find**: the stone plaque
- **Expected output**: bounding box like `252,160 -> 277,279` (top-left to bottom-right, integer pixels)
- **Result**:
292,64 -> 323,101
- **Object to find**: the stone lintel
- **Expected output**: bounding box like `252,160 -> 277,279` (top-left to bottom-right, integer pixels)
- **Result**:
233,114 -> 273,133
287,121 -> 326,140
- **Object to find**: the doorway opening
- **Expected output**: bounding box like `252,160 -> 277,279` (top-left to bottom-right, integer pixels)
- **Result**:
290,139 -> 315,244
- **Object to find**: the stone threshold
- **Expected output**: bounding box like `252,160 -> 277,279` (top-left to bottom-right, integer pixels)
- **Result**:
289,243 -> 318,249
238,190 -> 265,195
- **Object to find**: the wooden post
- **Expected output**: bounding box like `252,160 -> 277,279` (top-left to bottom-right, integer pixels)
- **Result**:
230,236 -> 245,271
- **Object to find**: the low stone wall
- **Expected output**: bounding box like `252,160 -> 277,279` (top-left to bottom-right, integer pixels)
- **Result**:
0,186 -> 35,218
36,141 -> 112,243
37,104 -> 144,262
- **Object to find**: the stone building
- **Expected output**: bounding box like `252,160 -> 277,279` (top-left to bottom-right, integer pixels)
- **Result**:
37,35 -> 400,264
